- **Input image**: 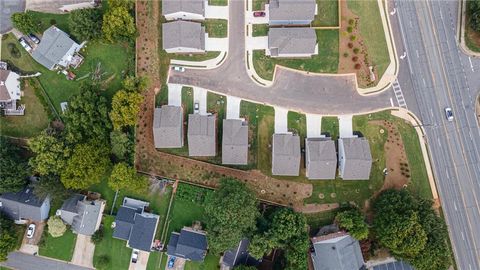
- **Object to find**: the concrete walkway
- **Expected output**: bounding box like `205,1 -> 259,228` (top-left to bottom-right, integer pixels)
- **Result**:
167,84 -> 182,106
274,107 -> 289,134
71,235 -> 94,268
193,87 -> 208,115
306,114 -> 322,138
246,36 -> 268,50
205,36 -> 229,51
338,115 -> 354,138
226,96 -> 241,119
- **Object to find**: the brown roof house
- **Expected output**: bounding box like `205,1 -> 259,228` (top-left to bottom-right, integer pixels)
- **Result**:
153,106 -> 184,148
0,66 -> 22,113
305,138 -> 337,180
222,119 -> 248,165
272,133 -> 301,176
267,28 -> 318,58
163,21 -> 206,54
338,137 -> 372,180
188,113 -> 216,156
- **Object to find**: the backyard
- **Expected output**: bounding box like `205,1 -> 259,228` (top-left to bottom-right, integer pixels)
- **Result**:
312,0 -> 340,27
39,229 -> 77,261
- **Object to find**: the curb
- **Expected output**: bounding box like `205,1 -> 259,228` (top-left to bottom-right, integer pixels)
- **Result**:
458,0 -> 480,58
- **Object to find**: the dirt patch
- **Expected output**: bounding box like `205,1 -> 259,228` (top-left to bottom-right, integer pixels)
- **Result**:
338,0 -> 378,87
294,203 -> 339,214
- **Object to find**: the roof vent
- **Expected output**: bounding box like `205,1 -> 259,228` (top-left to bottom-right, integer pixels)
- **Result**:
0,81 -> 4,86
331,246 -> 336,250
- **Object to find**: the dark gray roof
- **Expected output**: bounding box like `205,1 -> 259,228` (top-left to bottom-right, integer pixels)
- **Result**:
272,133 -> 301,176
0,187 -> 50,221
31,26 -> 79,69
373,261 -> 414,270
71,200 -> 103,236
112,220 -> 133,240
268,28 -> 317,56
128,213 -> 159,252
311,232 -> 365,270
222,119 -> 248,165
305,138 -> 337,179
60,194 -> 86,213
188,114 -> 216,156
222,239 -> 259,268
339,137 -> 372,180
269,0 -> 316,23
167,227 -> 207,261
162,21 -> 205,51
153,106 -> 184,148
162,0 -> 204,16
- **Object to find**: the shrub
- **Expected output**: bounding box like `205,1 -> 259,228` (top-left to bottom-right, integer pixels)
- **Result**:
354,63 -> 361,69
91,226 -> 104,244
96,254 -> 110,269
347,26 -> 353,33
47,216 -> 66,238
69,8 -> 103,41
343,52 -> 349,57
348,19 -> 355,25
350,35 -> 357,41
353,48 -> 360,54
347,42 -> 354,49
352,56 -> 359,62
11,11 -> 39,34
7,43 -> 21,59
50,19 -> 57,26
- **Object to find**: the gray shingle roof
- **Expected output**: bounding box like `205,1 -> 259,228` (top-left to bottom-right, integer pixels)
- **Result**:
311,232 -> 365,270
306,138 -> 337,179
188,114 -> 216,156
162,0 -> 204,16
59,194 -> 103,236
153,106 -> 184,148
269,0 -> 316,23
222,238 -> 259,268
31,26 -> 79,69
60,194 -> 86,213
339,137 -> 372,180
272,133 -> 301,176
222,119 -> 248,165
162,21 -> 205,51
167,227 -> 207,261
0,69 -> 20,101
268,28 -> 317,56
0,187 -> 49,221
128,213 -> 159,252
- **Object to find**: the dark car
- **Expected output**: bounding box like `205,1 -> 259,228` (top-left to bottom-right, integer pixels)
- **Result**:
28,34 -> 40,44
253,11 -> 266,17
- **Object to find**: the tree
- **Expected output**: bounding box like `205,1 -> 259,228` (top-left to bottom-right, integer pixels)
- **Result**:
63,84 -> 111,143
284,234 -> 309,270
0,214 -> 17,261
205,178 -> 260,254
110,130 -> 132,161
109,90 -> 143,130
107,0 -> 134,10
47,216 -> 67,237
68,8 -> 103,41
0,138 -> 29,193
102,7 -> 136,42
470,0 -> 480,31
248,234 -> 271,259
28,129 -> 70,175
34,174 -> 70,206
108,162 -> 148,193
61,141 -> 111,189
335,208 -> 369,240
11,11 -> 39,34
91,226 -> 104,244
122,76 -> 149,93
235,266 -> 257,270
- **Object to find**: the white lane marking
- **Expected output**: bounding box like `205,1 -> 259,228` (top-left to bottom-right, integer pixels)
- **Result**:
469,57 -> 475,72
392,79 -> 408,109
462,231 -> 465,240
437,137 -> 442,147
454,201 -> 458,211
390,98 -> 394,107
416,50 -> 419,58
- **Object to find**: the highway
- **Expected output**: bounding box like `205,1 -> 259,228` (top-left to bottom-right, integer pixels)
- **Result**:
392,0 -> 480,269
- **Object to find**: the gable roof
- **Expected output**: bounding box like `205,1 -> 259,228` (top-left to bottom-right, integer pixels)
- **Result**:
162,0 -> 204,16
0,70 -> 21,101
222,238 -> 260,268
60,194 -> 86,214
272,133 -> 301,176
128,213 -> 159,252
269,0 -> 316,23
188,114 -> 216,156
268,28 -> 317,56
162,21 -> 205,51
31,26 -> 79,69
167,227 -> 207,261
0,187 -> 49,221
311,232 -> 365,270
306,138 -> 337,179
59,194 -> 103,235
222,119 -> 248,165
153,106 -> 184,148
339,137 -> 372,180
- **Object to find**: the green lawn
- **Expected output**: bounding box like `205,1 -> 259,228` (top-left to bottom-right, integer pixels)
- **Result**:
0,79 -> 51,138
169,51 -> 221,62
29,11 -> 71,35
347,0 -> 390,80
252,0 -> 267,10
252,24 -> 269,37
251,102 -> 275,176
185,254 -> 220,270
305,210 -> 339,233
288,111 -> 307,147
321,116 -> 339,140
207,92 -> 227,163
39,229 -> 77,261
253,29 -> 339,80
93,216 -> 132,270
208,0 -> 228,5
313,0 -> 339,27
204,19 -> 228,38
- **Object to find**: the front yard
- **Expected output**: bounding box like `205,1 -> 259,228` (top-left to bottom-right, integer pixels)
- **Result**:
93,216 -> 132,270
39,229 -> 77,261
204,19 -> 228,38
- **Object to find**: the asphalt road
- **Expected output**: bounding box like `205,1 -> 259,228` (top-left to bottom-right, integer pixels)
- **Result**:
393,0 -> 480,269
0,0 -> 26,34
1,252 -> 93,270
168,0 -> 393,115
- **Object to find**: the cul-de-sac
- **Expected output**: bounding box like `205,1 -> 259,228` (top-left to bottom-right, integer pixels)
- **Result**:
1,0 -> 480,269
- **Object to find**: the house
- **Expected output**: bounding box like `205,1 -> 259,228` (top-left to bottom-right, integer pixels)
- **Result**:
305,138 -> 337,180
153,106 -> 184,148
221,239 -> 260,269
162,0 -> 205,21
163,21 -> 206,54
32,26 -> 85,70
113,197 -> 159,252
338,137 -> 372,180
0,67 -> 21,112
222,119 -> 248,165
267,28 -> 318,58
272,133 -> 301,176
167,227 -> 207,262
56,194 -> 105,236
311,231 -> 365,270
188,113 -> 216,156
267,0 -> 317,25
0,187 -> 50,223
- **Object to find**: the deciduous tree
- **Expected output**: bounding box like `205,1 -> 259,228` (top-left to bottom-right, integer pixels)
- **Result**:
109,90 -> 143,130
470,0 -> 480,31
29,129 -> 70,175
11,11 -> 39,34
47,216 -> 67,237
68,8 -> 103,41
108,162 -> 148,193
107,0 -> 134,10
335,208 -> 369,240
34,174 -> 70,206
110,130 -> 132,161
0,214 -> 17,261
0,138 -> 29,193
122,76 -> 149,93
102,7 -> 136,42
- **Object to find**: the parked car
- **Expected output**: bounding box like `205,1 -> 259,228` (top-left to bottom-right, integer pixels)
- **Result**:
444,107 -> 454,121
28,34 -> 40,44
172,66 -> 185,72
168,256 -> 176,268
26,224 -> 36,239
253,11 -> 266,17
131,249 -> 139,263
18,37 -> 32,52
194,102 -> 200,114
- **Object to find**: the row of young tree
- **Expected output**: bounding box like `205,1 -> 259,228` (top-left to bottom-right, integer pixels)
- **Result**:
470,0 -> 480,32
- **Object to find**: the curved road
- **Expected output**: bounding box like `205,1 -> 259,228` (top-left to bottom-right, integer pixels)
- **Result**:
168,0 -> 394,115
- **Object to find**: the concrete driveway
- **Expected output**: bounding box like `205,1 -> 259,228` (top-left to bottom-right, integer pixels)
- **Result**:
165,255 -> 186,270
19,221 -> 44,255
1,0 -> 26,34
193,87 -> 208,115
306,114 -> 322,138
338,115 -> 353,138
226,96 -> 241,119
274,107 -> 288,134
205,36 -> 229,51
128,251 -> 149,270
168,84 -> 182,106
71,234 -> 94,268
246,36 -> 268,50
205,5 -> 228,19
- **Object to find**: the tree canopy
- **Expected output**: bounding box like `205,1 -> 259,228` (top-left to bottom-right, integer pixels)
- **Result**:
102,7 -> 136,42
107,0 -> 134,10
0,214 -> 17,261
28,129 -> 70,176
108,162 -> 148,193
470,0 -> 480,31
11,11 -> 39,34
122,76 -> 149,93
0,138 -> 29,193
47,216 -> 67,238
335,208 -> 369,240
110,130 -> 132,161
109,90 -> 143,130
34,174 -> 70,206
204,178 -> 260,254
68,8 -> 103,41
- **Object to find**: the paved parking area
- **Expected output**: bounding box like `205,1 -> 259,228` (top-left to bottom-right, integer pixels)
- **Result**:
373,261 -> 414,270
71,235 -> 94,268
226,96 -> 241,119
246,36 -> 268,50
1,0 -> 26,34
205,36 -> 229,51
193,87 -> 208,115
306,114 -> 322,138
128,251 -> 149,270
165,255 -> 186,270
205,5 -> 228,19
338,115 -> 353,138
168,84 -> 182,106
274,107 -> 288,134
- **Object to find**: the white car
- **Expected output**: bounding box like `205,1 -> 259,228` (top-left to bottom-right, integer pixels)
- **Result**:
194,102 -> 199,114
445,107 -> 454,121
172,66 -> 185,72
131,249 -> 139,263
18,37 -> 32,52
26,224 -> 36,239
